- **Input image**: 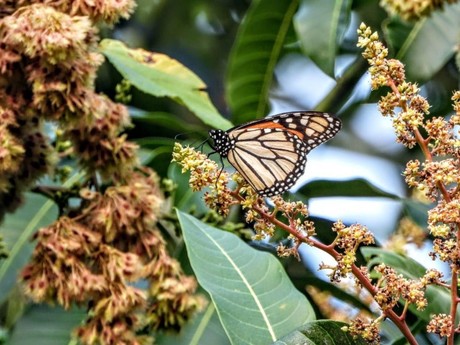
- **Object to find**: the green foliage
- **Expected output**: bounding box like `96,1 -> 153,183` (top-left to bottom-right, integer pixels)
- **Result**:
0,193 -> 58,305
297,178 -> 400,199
155,303 -> 231,345
273,320 -> 368,345
294,0 -> 352,77
8,305 -> 85,345
226,0 -> 300,123
177,210 -> 314,344
383,2 -> 460,82
100,39 -> 232,130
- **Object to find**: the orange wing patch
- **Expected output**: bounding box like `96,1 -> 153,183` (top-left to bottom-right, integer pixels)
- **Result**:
243,122 -> 305,140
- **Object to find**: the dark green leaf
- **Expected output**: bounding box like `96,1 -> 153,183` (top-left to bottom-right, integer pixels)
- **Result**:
130,109 -> 204,133
168,164 -> 208,215
135,137 -> 175,150
362,247 -> 426,278
8,304 -> 85,345
383,3 -> 460,82
402,199 -> 430,228
273,320 -> 367,344
296,178 -> 400,199
383,17 -> 412,53
177,211 -> 314,345
0,193 -> 59,304
100,39 -> 232,130
137,142 -> 175,177
0,172 -> 83,305
226,0 -> 300,123
285,258 -> 372,313
294,0 -> 352,77
156,302 -> 230,345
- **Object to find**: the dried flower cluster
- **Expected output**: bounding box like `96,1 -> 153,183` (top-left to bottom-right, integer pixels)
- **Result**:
380,0 -> 458,20
0,2 -> 203,344
1,0 -> 136,23
358,22 -> 460,343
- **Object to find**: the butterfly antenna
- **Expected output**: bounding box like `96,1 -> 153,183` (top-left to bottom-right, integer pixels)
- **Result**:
175,129 -> 210,141
174,132 -> 194,140
195,138 -> 210,152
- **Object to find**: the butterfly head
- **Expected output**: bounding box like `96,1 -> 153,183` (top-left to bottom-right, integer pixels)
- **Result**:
208,129 -> 231,157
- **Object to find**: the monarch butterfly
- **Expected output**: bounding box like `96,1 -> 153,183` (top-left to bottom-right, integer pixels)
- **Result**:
208,111 -> 341,197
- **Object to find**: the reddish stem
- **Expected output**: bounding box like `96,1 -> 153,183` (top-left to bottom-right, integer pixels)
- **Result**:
234,194 -> 419,345
388,78 -> 458,342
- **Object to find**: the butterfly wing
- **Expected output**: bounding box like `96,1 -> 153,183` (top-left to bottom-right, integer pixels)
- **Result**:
226,111 -> 341,196
232,111 -> 342,148
227,127 -> 308,196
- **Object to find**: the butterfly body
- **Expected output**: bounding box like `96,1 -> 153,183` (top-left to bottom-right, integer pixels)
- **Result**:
209,111 -> 341,197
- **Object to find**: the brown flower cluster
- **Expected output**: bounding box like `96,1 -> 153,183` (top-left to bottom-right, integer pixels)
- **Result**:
0,3 -> 131,220
0,2 -> 205,344
345,267 -> 443,343
1,0 -> 136,23
373,264 -> 438,311
23,169 -> 204,344
68,93 -> 138,181
380,0 -> 458,21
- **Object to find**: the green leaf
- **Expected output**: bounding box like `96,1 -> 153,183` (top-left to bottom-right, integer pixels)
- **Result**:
156,302 -> 231,345
296,178 -> 400,199
130,110 -> 204,133
294,0 -> 352,77
168,164 -> 208,215
177,210 -> 314,345
273,320 -> 367,344
8,304 -> 85,345
100,39 -> 232,130
0,194 -> 58,304
137,144 -> 174,177
284,257 -> 372,313
0,172 -> 83,305
401,199 -> 430,228
226,0 -> 299,123
362,247 -> 426,278
384,3 -> 460,82
361,248 -> 455,322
